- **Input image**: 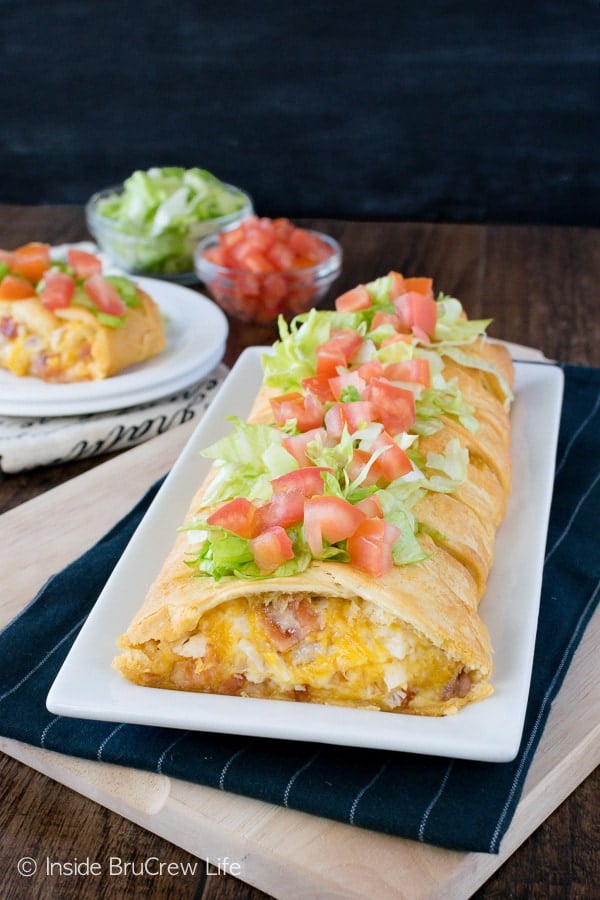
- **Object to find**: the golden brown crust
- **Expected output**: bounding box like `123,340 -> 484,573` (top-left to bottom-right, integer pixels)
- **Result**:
114,315 -> 514,716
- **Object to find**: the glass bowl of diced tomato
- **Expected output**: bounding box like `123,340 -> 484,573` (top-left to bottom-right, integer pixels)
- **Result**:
194,217 -> 342,323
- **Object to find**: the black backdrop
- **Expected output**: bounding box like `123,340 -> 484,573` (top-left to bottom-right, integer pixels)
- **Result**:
2,0 -> 598,225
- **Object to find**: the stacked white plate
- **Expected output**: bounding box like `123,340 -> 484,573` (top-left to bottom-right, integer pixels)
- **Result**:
0,277 -> 228,416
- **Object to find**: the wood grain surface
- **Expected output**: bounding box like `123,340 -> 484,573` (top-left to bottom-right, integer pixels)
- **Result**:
0,206 -> 598,899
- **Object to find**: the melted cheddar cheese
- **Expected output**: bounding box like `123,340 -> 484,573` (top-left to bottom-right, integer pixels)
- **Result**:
131,595 -> 471,713
0,320 -> 97,381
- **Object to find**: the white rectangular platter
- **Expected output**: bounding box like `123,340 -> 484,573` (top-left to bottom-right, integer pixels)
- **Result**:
47,348 -> 564,762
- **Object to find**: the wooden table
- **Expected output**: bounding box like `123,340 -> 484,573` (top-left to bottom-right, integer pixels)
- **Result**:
0,206 -> 598,899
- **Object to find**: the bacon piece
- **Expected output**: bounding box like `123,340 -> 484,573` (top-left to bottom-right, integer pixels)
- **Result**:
261,598 -> 321,652
217,673 -> 247,695
441,670 -> 472,700
0,316 -> 18,339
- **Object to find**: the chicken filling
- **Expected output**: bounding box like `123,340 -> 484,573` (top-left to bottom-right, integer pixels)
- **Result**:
0,315 -> 95,381
134,594 -> 474,712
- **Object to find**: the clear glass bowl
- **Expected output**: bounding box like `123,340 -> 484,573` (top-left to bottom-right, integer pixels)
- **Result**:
194,230 -> 342,323
86,184 -> 253,284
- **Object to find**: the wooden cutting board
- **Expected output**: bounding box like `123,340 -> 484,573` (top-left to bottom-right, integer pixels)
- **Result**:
1,385 -> 599,900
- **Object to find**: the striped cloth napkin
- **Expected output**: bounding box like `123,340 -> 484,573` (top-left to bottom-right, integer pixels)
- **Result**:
0,362 -> 598,853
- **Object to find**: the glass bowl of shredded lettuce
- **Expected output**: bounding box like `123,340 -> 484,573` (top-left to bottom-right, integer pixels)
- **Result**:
86,167 -> 253,283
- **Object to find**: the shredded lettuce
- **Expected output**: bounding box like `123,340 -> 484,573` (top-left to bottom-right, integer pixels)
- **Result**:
98,167 -> 247,231
375,339 -> 414,365
305,425 -> 354,473
104,275 -> 142,308
95,311 -> 125,328
262,310 -> 333,390
423,437 -> 469,493
439,345 -> 514,407
413,382 -> 479,435
262,309 -> 367,391
339,385 -> 362,402
185,521 -> 348,581
366,275 -> 394,307
434,295 -> 492,344
199,418 -> 297,505
184,525 -> 313,581
390,510 -> 430,565
375,490 -> 428,564
92,166 -> 249,275
183,290 -> 508,579
366,323 -> 397,345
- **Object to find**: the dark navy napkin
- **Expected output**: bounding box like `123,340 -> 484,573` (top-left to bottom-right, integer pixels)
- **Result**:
1,363 -> 598,854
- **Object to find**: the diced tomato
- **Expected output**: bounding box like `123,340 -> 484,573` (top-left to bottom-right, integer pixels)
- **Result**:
10,242 -> 51,283
388,271 -> 407,299
356,359 -> 384,382
0,249 -> 14,268
367,378 -> 416,435
210,279 -> 255,321
342,400 -> 379,433
369,432 -> 413,483
270,391 -> 324,432
328,368 -> 367,401
394,291 -> 437,338
262,272 -> 288,307
239,248 -> 272,273
301,374 -> 335,403
286,279 -> 315,314
303,496 -> 366,556
288,227 -> 331,262
383,358 -> 431,387
411,325 -> 431,344
328,329 -> 365,360
291,254 -> 316,270
39,270 -> 76,310
0,275 -> 35,300
315,342 -> 347,378
334,284 -> 371,312
271,218 -> 295,241
266,240 -> 296,271
282,427 -> 329,467
241,226 -> 274,254
250,526 -> 295,574
354,494 -> 383,518
83,275 -> 126,316
206,497 -> 258,538
348,518 -> 401,577
256,491 -> 304,531
323,403 -> 346,440
207,216 -> 337,323
220,227 -> 245,250
209,217 -> 333,276
346,449 -> 380,487
233,271 -> 261,297
271,467 -> 333,497
403,277 -> 434,298
67,247 -> 102,279
324,401 -> 378,439
380,333 -> 413,347
315,329 -> 364,376
203,246 -> 226,265
371,310 -> 401,330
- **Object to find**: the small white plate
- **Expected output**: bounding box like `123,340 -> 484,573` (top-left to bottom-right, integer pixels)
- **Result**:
47,347 -> 564,762
0,278 -> 228,416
